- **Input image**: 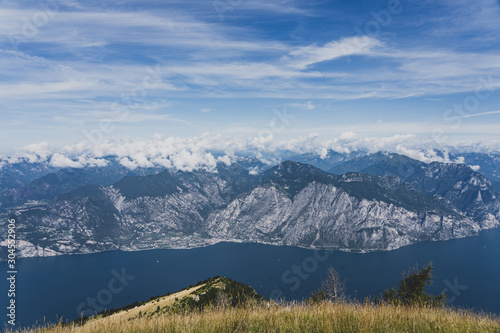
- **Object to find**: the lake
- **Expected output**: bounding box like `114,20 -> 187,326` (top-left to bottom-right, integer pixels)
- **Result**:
2,228 -> 500,330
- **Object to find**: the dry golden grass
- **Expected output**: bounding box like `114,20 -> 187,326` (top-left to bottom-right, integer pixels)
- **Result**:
89,284 -> 205,324
19,301 -> 500,333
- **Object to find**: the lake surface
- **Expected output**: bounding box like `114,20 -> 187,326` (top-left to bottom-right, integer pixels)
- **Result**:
2,229 -> 500,330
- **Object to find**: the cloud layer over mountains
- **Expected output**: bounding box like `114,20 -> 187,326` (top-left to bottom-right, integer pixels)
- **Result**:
1,133 -> 498,172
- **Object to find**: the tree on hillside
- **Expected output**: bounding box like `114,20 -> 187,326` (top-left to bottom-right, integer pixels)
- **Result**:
322,266 -> 347,303
306,266 -> 346,304
383,262 -> 446,307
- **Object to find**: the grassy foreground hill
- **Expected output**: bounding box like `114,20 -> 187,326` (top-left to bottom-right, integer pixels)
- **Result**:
16,276 -> 500,333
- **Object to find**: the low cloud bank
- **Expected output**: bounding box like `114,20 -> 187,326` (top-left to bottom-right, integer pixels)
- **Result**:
1,133 -> 498,171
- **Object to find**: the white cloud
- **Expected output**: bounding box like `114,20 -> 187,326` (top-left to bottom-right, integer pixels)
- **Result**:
248,167 -> 259,175
1,133 -> 499,172
289,101 -> 315,110
80,157 -> 109,167
461,110 -> 500,119
424,0 -> 500,37
0,8 -> 287,52
8,142 -> 52,164
339,131 -> 358,141
469,165 -> 481,171
119,157 -> 138,170
217,155 -> 232,166
234,0 -> 312,16
283,36 -> 382,69
49,153 -> 84,168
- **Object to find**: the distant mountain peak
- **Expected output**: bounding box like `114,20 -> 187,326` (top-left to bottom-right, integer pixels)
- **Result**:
270,161 -> 327,177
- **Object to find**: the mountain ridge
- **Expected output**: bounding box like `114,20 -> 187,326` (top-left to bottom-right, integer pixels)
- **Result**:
2,157 -> 498,259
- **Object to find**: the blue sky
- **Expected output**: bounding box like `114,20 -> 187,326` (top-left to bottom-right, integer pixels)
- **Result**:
1,0 -> 500,156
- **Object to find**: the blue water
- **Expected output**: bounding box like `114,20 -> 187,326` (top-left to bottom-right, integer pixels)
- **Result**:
1,229 -> 499,330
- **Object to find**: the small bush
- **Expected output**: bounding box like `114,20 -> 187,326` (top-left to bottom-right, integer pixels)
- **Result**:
307,289 -> 327,304
383,262 -> 446,307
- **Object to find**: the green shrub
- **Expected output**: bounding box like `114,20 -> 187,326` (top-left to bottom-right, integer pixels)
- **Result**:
383,262 -> 446,307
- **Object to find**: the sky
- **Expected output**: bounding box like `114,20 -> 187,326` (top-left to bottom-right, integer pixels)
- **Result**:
0,0 -> 500,158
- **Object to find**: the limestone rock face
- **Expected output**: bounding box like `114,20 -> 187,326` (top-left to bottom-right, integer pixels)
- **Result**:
1,160 -> 498,259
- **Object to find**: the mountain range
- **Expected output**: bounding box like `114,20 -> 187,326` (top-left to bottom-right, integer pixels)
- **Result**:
1,151 -> 499,259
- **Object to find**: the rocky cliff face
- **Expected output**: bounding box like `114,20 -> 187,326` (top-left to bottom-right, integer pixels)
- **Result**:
1,160 -> 498,259
204,164 -> 477,251
408,162 -> 500,230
